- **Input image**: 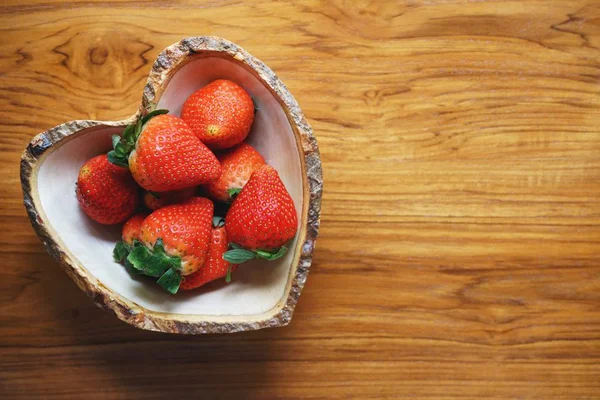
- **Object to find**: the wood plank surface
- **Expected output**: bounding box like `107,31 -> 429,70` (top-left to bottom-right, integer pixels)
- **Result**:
1,0 -> 599,398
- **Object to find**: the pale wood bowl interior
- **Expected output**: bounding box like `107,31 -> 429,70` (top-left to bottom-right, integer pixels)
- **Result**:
21,37 -> 322,333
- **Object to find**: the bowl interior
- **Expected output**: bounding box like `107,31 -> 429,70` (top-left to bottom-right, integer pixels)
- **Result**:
36,55 -> 303,317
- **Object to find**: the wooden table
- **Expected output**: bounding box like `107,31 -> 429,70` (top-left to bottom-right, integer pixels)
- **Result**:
1,1 -> 599,398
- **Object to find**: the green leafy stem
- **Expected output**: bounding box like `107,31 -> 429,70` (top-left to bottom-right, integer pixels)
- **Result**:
108,109 -> 169,168
223,243 -> 288,265
113,237 -> 182,294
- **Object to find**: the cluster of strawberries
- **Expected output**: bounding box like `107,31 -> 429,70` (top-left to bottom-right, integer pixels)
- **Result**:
76,80 -> 298,294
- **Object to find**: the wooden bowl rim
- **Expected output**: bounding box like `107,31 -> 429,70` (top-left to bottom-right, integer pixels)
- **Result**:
20,36 -> 323,334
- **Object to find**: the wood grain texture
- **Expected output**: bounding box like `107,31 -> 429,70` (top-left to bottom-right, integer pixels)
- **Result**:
1,0 -> 599,399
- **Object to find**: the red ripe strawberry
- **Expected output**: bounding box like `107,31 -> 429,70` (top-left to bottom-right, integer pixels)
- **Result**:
121,213 -> 147,245
129,115 -> 220,191
141,197 -> 213,273
224,165 -> 298,264
181,217 -> 237,290
205,143 -> 265,202
143,187 -> 197,210
108,110 -> 221,192
114,197 -> 214,293
76,154 -> 140,225
181,79 -> 255,149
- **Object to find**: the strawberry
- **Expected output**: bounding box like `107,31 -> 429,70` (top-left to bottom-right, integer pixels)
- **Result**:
180,217 -> 237,290
76,154 -> 140,225
121,213 -> 147,245
181,79 -> 255,149
143,187 -> 197,210
113,197 -> 213,294
205,143 -> 265,202
114,213 -> 147,266
223,165 -> 298,264
108,110 -> 221,192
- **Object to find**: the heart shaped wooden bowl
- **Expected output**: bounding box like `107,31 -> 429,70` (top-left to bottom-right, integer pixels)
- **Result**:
20,37 -> 322,334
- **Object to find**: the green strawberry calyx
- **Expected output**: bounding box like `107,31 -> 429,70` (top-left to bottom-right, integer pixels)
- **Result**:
227,188 -> 242,200
107,108 -> 169,168
223,242 -> 288,265
113,237 -> 182,294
